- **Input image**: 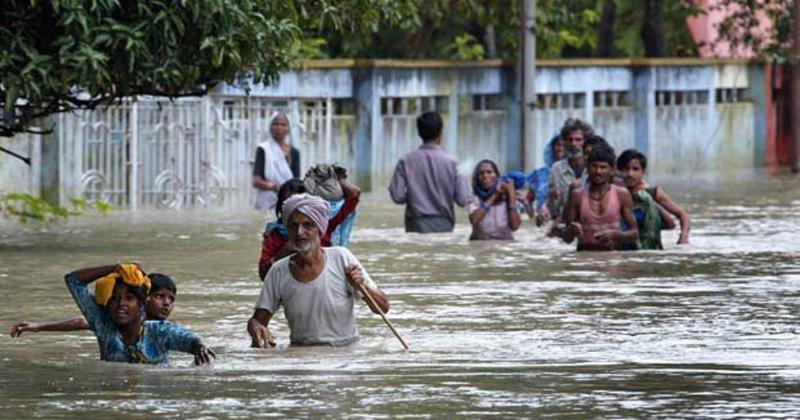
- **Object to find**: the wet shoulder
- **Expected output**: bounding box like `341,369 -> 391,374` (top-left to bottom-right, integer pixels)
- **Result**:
144,320 -> 182,335
325,247 -> 358,270
265,255 -> 293,284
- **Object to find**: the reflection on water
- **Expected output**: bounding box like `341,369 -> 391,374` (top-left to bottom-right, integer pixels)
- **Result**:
1,171 -> 800,417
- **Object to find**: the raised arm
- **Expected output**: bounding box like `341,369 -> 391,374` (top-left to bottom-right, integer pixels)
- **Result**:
10,317 -> 89,337
469,191 -> 500,225
655,188 -> 691,244
70,265 -> 119,284
506,182 -> 521,231
327,179 -> 361,230
64,265 -> 123,340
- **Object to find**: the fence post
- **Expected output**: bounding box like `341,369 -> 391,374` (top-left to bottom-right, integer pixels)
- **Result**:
446,70 -> 459,154
129,100 -> 138,210
325,96 -> 333,163
353,66 -> 377,192
633,66 -> 654,156
38,116 -> 59,205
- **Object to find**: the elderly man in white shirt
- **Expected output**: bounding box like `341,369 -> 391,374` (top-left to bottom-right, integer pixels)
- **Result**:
247,194 -> 390,347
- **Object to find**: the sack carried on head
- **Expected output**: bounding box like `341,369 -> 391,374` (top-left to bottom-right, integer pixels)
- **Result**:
304,164 -> 346,201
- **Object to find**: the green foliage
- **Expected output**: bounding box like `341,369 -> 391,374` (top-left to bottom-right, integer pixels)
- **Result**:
535,1 -> 600,58
713,0 -> 793,60
0,192 -> 112,223
307,0 -> 701,60
0,0 -> 407,137
445,34 -> 486,60
317,1 -> 518,59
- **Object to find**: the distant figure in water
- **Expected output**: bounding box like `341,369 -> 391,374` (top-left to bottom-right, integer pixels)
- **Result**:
253,112 -> 301,212
525,134 -> 565,226
468,159 -> 524,240
389,111 -> 469,233
64,264 -> 214,365
10,274 -> 177,337
617,149 -> 691,248
547,118 -> 595,233
248,194 -> 389,347
562,145 -> 639,251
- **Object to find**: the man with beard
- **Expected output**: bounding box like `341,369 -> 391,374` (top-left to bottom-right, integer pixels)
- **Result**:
547,118 -> 595,230
561,145 -> 639,251
247,194 -> 390,347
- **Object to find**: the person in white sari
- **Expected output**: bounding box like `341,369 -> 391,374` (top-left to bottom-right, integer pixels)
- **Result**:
253,112 -> 301,211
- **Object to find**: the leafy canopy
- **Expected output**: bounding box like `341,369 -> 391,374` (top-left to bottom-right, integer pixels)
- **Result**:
0,0 -> 403,137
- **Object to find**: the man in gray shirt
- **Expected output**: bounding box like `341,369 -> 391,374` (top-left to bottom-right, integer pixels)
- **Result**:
547,118 -> 594,226
247,194 -> 389,347
389,111 -> 469,233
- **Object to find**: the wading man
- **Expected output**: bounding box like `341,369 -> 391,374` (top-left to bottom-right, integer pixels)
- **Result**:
561,145 -> 639,251
389,111 -> 469,233
247,194 -> 390,347
548,118 -> 595,229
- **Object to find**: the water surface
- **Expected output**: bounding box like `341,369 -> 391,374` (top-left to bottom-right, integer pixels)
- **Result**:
1,171 -> 800,418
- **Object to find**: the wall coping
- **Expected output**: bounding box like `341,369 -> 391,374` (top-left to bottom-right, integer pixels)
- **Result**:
293,57 -> 760,69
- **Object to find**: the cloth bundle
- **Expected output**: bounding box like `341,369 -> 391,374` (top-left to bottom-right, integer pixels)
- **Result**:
94,264 -> 151,306
303,164 -> 347,201
500,171 -> 526,190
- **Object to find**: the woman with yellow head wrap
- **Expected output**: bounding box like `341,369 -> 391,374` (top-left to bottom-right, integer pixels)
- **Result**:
64,263 -> 215,365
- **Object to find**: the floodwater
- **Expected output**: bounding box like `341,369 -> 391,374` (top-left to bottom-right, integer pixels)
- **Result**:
1,170 -> 800,418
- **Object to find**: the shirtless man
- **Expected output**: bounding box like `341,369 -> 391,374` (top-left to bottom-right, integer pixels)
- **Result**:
561,145 -> 639,251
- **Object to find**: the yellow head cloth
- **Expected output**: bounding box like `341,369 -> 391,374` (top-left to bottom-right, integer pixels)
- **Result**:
94,264 -> 152,306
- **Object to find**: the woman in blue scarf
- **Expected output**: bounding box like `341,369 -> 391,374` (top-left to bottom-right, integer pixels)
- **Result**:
467,160 -> 525,240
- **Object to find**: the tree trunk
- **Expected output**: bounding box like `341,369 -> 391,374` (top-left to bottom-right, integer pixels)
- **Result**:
792,0 -> 800,172
641,0 -> 667,57
595,0 -> 616,57
485,24 -> 497,58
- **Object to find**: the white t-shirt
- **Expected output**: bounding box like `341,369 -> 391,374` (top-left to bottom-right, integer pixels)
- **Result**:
256,247 -> 378,346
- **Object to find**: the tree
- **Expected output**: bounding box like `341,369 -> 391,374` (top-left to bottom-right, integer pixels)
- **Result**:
0,0 -> 405,141
641,0 -> 667,57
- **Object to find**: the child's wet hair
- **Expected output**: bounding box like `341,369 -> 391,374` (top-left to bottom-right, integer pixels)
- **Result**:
149,273 -> 177,295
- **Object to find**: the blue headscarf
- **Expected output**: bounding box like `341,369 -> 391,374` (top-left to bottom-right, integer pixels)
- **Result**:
472,159 -> 500,201
473,160 -> 526,202
526,133 -> 561,210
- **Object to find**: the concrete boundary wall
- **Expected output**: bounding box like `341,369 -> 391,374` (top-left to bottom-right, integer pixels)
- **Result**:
2,59 -> 767,208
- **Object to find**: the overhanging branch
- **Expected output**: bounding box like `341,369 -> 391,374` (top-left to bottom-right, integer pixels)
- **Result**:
0,146 -> 31,166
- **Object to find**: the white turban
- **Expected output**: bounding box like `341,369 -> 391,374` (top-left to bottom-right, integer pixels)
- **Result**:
281,193 -> 330,235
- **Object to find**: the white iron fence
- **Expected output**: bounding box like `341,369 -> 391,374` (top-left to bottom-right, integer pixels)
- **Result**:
58,97 -> 353,209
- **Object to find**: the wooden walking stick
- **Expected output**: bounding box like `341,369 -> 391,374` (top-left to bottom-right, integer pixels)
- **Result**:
357,282 -> 410,351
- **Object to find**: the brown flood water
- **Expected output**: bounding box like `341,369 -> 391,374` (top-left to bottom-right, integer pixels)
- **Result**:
1,170 -> 800,418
